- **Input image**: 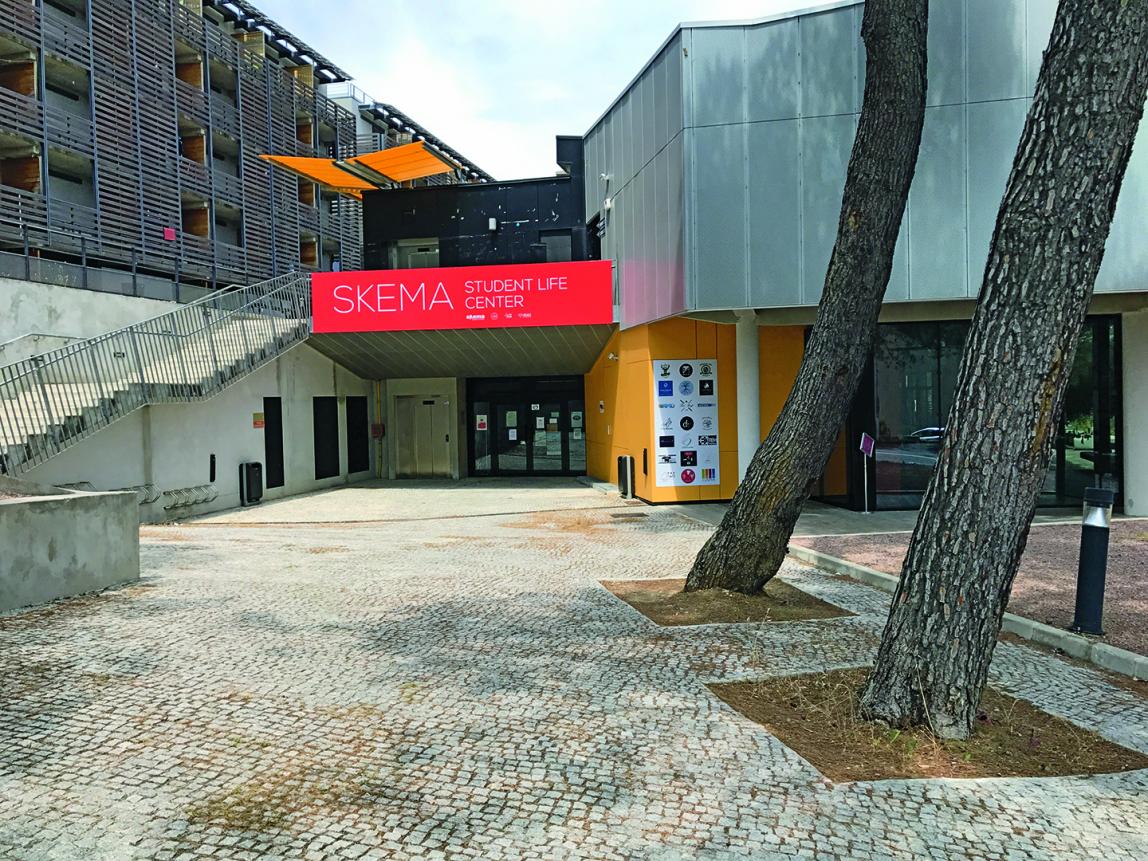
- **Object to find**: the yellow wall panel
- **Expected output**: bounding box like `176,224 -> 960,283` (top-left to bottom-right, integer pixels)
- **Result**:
759,326 -> 806,437
823,431 -> 849,496
586,317 -> 736,504
758,325 -> 850,498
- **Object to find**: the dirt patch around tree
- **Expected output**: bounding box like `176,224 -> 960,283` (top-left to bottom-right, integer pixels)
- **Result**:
710,667 -> 1148,782
602,577 -> 851,626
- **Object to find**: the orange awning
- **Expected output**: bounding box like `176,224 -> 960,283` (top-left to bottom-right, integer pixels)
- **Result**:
258,154 -> 374,199
347,141 -> 457,183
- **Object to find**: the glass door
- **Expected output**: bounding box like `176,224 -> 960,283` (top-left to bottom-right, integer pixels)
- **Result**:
495,404 -> 528,473
467,377 -> 587,477
568,399 -> 586,473
530,401 -> 565,473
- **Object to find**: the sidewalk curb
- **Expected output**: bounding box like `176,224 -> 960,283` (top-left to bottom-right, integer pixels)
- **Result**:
787,544 -> 1148,682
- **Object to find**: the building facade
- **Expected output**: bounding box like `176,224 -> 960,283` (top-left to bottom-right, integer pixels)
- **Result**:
5,0 -> 1147,522
0,0 -> 360,289
0,0 -> 487,519
579,0 -> 1148,513
316,136 -> 610,482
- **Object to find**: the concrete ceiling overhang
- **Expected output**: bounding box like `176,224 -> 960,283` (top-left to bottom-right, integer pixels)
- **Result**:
307,324 -> 616,380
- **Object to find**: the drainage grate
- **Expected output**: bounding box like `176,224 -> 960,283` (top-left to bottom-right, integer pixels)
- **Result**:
610,511 -> 649,520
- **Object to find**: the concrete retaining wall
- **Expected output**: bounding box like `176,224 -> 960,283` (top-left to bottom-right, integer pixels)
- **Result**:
0,488 -> 139,613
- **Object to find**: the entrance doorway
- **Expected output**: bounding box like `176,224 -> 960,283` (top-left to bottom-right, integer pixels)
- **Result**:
833,316 -> 1124,511
394,395 -> 453,478
468,377 -> 586,476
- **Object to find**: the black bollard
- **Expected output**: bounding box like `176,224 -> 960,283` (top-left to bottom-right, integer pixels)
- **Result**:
1070,486 -> 1115,636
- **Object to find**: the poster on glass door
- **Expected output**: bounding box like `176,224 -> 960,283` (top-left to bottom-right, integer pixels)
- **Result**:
652,359 -> 719,487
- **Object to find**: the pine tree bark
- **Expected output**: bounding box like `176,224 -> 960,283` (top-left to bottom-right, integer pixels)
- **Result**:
859,0 -> 1148,740
684,0 -> 929,594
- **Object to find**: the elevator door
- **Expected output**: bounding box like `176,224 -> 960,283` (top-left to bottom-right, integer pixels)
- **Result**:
395,396 -> 452,478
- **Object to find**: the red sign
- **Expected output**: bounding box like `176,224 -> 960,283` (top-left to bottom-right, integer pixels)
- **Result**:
311,260 -> 613,334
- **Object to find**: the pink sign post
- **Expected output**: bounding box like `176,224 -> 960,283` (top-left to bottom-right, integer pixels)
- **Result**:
859,432 -> 876,514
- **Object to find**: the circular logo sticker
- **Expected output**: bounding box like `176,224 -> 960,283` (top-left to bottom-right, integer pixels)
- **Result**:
679,380 -> 694,395
681,468 -> 696,484
701,417 -> 714,430
698,362 -> 714,376
679,363 -> 694,378
679,416 -> 694,431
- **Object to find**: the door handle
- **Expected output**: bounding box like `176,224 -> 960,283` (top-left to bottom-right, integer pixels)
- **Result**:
445,434 -> 450,442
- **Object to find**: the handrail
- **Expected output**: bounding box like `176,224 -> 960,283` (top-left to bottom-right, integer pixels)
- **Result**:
0,272 -> 313,476
0,332 -> 85,350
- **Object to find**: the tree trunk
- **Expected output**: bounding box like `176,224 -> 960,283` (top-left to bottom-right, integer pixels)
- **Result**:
859,0 -> 1148,740
684,0 -> 929,594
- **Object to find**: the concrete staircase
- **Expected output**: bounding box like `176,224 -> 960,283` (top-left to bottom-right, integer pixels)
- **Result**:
0,273 -> 311,477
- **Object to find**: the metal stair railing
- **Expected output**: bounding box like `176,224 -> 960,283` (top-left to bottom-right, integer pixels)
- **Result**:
0,272 -> 312,477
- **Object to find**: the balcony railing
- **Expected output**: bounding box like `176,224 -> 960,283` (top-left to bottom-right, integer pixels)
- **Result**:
42,13 -> 90,66
173,3 -> 205,43
298,205 -> 319,233
48,198 -> 99,237
0,0 -> 41,43
44,103 -> 95,156
211,170 -> 243,204
0,87 -> 44,142
175,78 -> 209,123
209,99 -> 240,139
178,158 -> 211,195
216,240 -> 246,276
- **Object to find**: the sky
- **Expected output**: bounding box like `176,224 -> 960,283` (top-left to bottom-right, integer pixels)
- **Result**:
256,0 -> 811,180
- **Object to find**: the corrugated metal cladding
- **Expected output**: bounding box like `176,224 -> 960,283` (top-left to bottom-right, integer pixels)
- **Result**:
587,0 -> 1148,328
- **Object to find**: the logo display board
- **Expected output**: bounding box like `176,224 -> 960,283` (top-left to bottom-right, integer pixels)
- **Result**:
311,260 -> 613,334
652,359 -> 719,487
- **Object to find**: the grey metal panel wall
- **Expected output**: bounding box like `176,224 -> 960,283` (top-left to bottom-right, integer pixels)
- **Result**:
1096,115 -> 1148,294
691,123 -> 747,309
747,120 -> 800,307
799,113 -> 856,305
584,31 -> 688,326
591,0 -> 1143,326
799,8 -> 862,118
966,99 -> 1028,287
682,0 -> 1148,313
967,0 -> 1028,102
907,104 -> 967,300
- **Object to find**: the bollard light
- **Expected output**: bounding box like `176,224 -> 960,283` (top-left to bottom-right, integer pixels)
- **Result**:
1069,486 -> 1114,636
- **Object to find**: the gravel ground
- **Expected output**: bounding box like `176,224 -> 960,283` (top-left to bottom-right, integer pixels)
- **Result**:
794,519 -> 1148,656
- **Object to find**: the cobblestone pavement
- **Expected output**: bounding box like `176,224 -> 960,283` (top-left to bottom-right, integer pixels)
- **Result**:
1,481 -> 1146,860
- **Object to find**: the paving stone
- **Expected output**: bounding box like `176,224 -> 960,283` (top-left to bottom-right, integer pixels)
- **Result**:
0,481 -> 1145,859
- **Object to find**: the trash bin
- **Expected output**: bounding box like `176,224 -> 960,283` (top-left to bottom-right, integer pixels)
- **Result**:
239,461 -> 263,507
